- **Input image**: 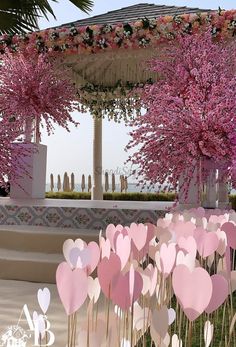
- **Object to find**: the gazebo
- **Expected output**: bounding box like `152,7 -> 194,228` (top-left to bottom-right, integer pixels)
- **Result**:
2,3 -> 235,205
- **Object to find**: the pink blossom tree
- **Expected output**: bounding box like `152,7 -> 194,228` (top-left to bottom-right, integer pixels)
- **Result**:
0,47 -> 78,189
126,30 -> 236,198
0,48 -> 78,143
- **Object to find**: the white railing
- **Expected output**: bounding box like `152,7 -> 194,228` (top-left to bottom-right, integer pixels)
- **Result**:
48,173 -> 128,193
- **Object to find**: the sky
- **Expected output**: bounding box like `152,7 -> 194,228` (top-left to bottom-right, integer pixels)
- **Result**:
38,0 -> 235,183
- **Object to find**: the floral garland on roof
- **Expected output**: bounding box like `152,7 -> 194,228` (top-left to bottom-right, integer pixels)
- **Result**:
0,9 -> 236,55
77,80 -> 152,122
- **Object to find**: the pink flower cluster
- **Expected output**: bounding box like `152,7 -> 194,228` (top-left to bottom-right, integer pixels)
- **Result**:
0,117 -> 30,189
0,10 -> 235,56
0,48 -> 78,138
126,31 -> 236,195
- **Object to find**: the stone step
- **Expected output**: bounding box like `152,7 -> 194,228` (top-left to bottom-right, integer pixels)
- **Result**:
0,248 -> 63,283
0,225 -> 99,283
0,225 -> 99,253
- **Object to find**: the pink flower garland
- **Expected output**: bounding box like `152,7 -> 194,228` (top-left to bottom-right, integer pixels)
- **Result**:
0,10 -> 235,56
126,31 -> 236,197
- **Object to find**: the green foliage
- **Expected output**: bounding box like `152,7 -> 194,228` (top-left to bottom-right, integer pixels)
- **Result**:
0,0 -> 93,35
45,191 -> 177,201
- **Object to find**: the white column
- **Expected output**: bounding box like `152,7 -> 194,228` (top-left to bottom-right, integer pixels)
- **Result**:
24,118 -> 33,142
92,117 -> 103,200
10,143 -> 47,199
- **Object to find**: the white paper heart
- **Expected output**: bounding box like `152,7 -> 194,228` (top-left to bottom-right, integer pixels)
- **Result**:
171,334 -> 183,347
33,311 -> 45,339
204,321 -> 214,347
37,288 -> 50,314
88,276 -> 101,303
168,308 -> 176,326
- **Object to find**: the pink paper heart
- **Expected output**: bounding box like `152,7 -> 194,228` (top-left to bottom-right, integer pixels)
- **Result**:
194,229 -> 219,258
205,274 -> 228,314
177,236 -> 197,257
160,243 -> 176,277
115,234 -> 131,270
172,221 -> 196,241
129,223 -> 148,251
97,253 -> 121,298
172,265 -> 212,321
221,222 -> 236,249
87,241 -> 100,274
106,224 -> 123,250
100,237 -> 111,259
56,262 -> 88,315
111,269 -> 143,310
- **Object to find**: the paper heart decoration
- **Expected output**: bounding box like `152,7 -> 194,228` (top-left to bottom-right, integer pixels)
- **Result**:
172,221 -> 196,241
133,303 -> 150,331
115,234 -> 131,270
87,241 -> 100,274
231,271 -> 236,293
56,262 -> 88,315
221,222 -> 236,249
177,236 -> 197,257
100,237 -> 111,259
111,269 -> 143,310
194,229 -> 219,258
63,239 -> 85,267
97,253 -> 121,298
128,223 -> 148,251
106,224 -> 123,250
216,230 -> 227,256
172,265 -> 212,321
168,308 -> 176,326
205,274 -> 228,314
33,311 -> 45,339
204,321 -> 214,347
37,288 -> 50,314
151,306 -> 169,339
73,247 -> 91,269
171,334 -> 183,347
88,277 -> 101,303
160,243 -> 176,277
176,250 -> 195,272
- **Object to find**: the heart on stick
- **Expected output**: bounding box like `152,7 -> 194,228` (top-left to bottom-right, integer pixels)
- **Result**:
205,274 -> 228,314
111,269 -> 143,310
88,276 -> 101,303
33,311 -> 45,339
172,265 -> 212,321
194,229 -> 219,258
160,243 -> 176,277
37,288 -> 50,314
56,262 -> 88,315
221,222 -> 236,249
204,321 -> 214,347
97,253 -> 121,298
63,238 -> 85,267
115,234 -> 131,270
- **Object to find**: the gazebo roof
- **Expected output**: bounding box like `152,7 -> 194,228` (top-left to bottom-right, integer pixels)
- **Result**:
55,3 -> 211,28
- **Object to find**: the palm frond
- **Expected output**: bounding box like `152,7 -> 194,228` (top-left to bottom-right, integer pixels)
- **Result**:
69,0 -> 94,14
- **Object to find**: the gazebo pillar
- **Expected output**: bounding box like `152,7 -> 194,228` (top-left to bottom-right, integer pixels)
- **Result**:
92,117 -> 103,200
